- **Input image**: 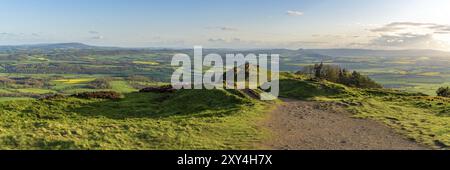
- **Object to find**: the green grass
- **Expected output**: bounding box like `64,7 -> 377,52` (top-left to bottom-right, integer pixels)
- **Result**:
278,73 -> 358,100
15,88 -> 56,94
0,70 -> 448,149
0,89 -> 271,150
0,97 -> 33,102
0,89 -> 13,94
110,80 -> 136,93
348,94 -> 449,148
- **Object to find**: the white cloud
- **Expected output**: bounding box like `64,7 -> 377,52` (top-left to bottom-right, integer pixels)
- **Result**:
219,27 -> 238,31
89,31 -> 100,34
364,22 -> 450,50
88,31 -> 103,40
368,33 -> 445,49
286,10 -> 304,16
0,32 -> 18,37
208,38 -> 227,43
208,38 -> 241,43
371,22 -> 450,34
90,35 -> 104,40
205,26 -> 238,31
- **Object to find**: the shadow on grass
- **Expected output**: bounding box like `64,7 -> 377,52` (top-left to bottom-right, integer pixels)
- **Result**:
279,79 -> 348,100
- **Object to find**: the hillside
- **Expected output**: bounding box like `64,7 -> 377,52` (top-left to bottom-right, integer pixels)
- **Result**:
0,89 -> 271,149
278,72 -> 449,149
0,72 -> 448,149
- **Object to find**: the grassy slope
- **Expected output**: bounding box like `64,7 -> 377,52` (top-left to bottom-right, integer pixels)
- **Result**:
0,72 -> 447,149
279,72 -> 449,149
0,90 -> 271,150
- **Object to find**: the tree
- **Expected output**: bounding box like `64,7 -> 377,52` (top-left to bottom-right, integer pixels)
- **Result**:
350,71 -> 362,87
338,69 -> 348,84
436,87 -> 450,97
322,65 -> 340,82
314,62 -> 324,79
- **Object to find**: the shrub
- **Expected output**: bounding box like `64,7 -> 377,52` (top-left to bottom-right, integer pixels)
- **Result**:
71,91 -> 122,99
436,87 -> 450,97
139,85 -> 175,93
0,77 -> 15,87
2,77 -> 47,88
39,94 -> 66,100
87,78 -> 111,89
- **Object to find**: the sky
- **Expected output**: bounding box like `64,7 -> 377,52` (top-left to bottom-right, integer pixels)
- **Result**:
1,0 -> 450,50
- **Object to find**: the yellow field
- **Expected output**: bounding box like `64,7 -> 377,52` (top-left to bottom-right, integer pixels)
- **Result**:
418,72 -> 440,76
132,61 -> 159,65
54,78 -> 95,84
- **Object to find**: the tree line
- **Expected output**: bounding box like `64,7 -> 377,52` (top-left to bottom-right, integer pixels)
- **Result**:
299,62 -> 382,89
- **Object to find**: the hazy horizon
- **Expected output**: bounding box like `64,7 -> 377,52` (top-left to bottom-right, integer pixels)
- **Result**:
3,42 -> 450,52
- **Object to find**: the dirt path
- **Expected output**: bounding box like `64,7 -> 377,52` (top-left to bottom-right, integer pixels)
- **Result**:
263,98 -> 427,150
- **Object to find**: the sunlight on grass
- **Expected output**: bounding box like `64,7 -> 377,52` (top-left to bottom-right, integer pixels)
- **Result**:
0,90 -> 272,150
54,78 -> 95,84
132,61 -> 159,65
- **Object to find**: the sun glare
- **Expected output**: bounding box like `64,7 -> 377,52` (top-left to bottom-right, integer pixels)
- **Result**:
435,34 -> 450,51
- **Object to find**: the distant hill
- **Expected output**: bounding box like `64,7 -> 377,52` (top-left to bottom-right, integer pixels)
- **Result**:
1,43 -> 449,58
305,49 -> 450,57
0,43 -> 95,50
26,43 -> 95,49
0,43 -> 128,52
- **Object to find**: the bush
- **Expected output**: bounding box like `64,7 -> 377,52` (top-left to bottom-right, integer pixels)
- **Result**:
139,85 -> 175,93
436,87 -> 450,97
39,94 -> 66,100
71,91 -> 122,99
87,78 -> 111,89
0,77 -> 15,87
1,77 -> 47,88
